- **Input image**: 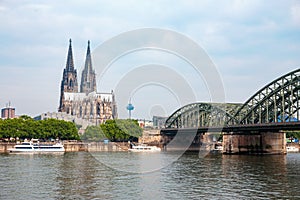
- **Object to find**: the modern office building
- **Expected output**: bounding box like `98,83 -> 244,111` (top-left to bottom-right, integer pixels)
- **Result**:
1,105 -> 15,119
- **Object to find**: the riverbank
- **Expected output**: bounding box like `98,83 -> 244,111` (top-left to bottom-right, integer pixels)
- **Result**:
0,141 -> 129,153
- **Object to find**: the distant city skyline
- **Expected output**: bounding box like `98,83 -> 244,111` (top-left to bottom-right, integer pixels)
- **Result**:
0,1 -> 299,119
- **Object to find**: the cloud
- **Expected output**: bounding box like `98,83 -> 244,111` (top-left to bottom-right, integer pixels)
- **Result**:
0,0 -> 299,118
291,3 -> 300,27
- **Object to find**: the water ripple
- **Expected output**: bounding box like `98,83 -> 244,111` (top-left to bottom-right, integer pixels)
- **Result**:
0,152 -> 299,199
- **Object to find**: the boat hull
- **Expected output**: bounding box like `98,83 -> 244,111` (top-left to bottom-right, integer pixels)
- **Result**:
8,149 -> 65,154
128,149 -> 161,153
8,141 -> 65,154
128,144 -> 161,153
287,146 -> 299,153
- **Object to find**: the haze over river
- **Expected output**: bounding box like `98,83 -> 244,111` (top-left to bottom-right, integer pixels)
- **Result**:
0,151 -> 299,199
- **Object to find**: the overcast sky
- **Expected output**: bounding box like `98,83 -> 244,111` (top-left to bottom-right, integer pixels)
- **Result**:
0,0 -> 300,119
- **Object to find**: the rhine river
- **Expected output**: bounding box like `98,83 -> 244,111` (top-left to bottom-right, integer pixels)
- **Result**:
0,151 -> 299,199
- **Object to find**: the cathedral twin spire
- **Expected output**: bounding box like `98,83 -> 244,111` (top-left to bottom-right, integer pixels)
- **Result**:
66,39 -> 75,72
59,39 -> 97,111
63,39 -> 96,94
80,40 -> 97,94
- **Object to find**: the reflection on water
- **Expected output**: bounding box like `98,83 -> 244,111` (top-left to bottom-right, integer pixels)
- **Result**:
0,152 -> 299,199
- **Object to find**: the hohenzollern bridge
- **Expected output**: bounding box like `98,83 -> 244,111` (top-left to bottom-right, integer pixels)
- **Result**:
160,68 -> 300,154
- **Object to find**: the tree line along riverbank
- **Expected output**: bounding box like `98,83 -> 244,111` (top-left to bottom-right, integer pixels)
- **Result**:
0,116 -> 142,143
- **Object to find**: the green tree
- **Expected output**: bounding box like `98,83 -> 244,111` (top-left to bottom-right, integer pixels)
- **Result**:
0,117 -> 80,141
40,119 -> 80,140
286,131 -> 300,140
81,126 -> 107,141
100,119 -> 142,142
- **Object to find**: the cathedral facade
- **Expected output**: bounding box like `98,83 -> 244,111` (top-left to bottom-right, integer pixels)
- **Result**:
58,39 -> 117,124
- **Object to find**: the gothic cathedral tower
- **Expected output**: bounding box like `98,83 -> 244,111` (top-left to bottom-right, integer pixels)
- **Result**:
58,39 -> 78,112
80,40 -> 97,94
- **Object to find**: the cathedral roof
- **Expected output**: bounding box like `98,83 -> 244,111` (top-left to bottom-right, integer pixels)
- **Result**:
64,91 -> 113,102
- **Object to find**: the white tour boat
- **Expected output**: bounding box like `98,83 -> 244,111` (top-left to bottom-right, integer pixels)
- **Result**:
128,144 -> 161,152
286,146 -> 299,153
8,140 -> 65,153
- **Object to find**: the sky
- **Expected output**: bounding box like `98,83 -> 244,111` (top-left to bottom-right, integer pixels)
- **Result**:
0,0 -> 300,119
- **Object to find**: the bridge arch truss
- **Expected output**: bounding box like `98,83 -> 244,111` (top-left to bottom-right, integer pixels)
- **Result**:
228,68 -> 300,125
165,102 -> 241,128
165,68 -> 300,128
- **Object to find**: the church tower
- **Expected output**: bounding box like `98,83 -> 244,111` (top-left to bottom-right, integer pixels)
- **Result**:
80,40 -> 97,94
58,39 -> 78,112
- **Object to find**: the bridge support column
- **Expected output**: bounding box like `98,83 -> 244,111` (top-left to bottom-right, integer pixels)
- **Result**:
223,131 -> 286,155
200,132 -> 221,151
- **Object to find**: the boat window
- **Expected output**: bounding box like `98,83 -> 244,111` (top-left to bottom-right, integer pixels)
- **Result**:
38,147 -> 63,149
16,147 -> 32,149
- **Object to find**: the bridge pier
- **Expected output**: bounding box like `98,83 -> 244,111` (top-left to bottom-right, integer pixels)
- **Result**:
223,131 -> 286,155
160,131 -> 221,151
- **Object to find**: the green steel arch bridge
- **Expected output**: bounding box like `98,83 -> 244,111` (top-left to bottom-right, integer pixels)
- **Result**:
163,68 -> 300,131
161,68 -> 300,154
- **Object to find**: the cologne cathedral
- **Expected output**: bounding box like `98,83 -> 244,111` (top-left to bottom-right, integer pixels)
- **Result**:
58,39 -> 117,124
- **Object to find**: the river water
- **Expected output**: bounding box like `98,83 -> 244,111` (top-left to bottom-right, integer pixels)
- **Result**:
0,151 -> 299,199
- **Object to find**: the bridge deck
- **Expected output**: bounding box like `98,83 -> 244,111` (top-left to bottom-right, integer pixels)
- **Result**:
161,121 -> 300,135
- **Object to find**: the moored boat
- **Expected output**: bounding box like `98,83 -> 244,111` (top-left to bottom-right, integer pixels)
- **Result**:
8,140 -> 65,153
287,146 -> 299,153
128,143 -> 161,152
212,144 -> 223,152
